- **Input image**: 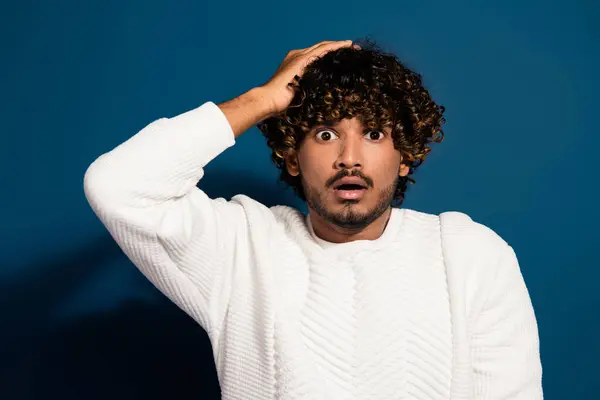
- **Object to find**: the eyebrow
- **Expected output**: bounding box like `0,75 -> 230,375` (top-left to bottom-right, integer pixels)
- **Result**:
316,120 -> 366,128
314,121 -> 388,132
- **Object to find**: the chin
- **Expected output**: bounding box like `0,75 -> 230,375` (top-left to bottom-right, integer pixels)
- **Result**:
332,199 -> 373,216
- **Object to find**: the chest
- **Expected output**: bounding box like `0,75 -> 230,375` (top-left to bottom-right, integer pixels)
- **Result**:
269,244 -> 454,399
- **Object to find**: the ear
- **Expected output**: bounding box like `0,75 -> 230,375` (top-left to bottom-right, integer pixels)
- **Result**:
285,150 -> 300,177
399,162 -> 410,177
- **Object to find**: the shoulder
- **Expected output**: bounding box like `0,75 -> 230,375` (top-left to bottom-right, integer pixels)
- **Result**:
270,203 -> 307,232
437,211 -> 514,303
402,208 -> 511,281
229,194 -> 306,236
438,210 -> 509,257
400,208 -> 507,251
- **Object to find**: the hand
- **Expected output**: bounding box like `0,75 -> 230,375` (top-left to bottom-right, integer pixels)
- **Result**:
260,40 -> 356,116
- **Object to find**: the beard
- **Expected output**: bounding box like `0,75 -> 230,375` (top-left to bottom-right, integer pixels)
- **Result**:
302,175 -> 399,230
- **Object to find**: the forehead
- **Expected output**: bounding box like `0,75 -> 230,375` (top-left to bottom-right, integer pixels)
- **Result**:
313,117 -> 390,132
321,117 -> 364,128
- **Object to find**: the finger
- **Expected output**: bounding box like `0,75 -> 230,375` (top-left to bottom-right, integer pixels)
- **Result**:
285,48 -> 301,58
300,40 -> 335,53
286,41 -> 333,60
301,39 -> 351,54
307,40 -> 353,57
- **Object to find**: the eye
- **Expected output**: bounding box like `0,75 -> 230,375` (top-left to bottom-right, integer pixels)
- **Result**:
366,130 -> 385,141
315,129 -> 338,141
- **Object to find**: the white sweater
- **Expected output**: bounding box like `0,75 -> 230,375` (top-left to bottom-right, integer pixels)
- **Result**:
83,101 -> 543,399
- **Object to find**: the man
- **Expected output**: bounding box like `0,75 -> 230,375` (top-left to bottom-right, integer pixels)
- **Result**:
84,40 -> 543,399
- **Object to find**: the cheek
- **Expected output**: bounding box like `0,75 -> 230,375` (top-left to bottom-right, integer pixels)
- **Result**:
370,156 -> 402,186
299,151 -> 332,182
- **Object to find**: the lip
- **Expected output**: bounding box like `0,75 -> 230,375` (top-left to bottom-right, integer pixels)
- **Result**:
331,176 -> 369,201
334,188 -> 366,200
332,177 -> 368,189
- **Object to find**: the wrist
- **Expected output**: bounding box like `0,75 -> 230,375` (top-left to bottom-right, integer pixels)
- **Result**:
217,87 -> 277,138
246,86 -> 277,120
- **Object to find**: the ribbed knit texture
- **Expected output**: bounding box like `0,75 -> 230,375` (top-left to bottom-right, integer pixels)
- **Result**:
83,101 -> 543,399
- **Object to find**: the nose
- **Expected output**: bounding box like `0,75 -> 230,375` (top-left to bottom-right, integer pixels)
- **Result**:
335,136 -> 363,170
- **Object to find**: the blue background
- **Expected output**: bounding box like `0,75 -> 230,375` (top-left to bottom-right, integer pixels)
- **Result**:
2,0 -> 598,398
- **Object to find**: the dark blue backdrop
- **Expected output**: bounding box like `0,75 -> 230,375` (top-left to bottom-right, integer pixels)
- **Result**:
2,1 -> 598,399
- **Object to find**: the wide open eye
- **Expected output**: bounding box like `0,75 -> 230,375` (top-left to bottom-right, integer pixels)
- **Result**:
366,130 -> 385,141
315,129 -> 339,141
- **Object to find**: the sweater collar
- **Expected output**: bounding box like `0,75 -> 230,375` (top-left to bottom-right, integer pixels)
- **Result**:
304,207 -> 405,260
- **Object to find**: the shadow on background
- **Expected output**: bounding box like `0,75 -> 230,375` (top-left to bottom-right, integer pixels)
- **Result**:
1,170 -> 297,399
31,300 -> 220,400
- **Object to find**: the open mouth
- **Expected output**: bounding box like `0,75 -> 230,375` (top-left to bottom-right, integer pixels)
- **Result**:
334,183 -> 367,200
335,184 -> 367,191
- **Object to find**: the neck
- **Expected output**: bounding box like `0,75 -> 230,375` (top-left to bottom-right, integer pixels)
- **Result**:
309,207 -> 393,244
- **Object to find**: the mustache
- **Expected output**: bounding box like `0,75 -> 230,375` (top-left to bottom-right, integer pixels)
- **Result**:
326,169 -> 374,188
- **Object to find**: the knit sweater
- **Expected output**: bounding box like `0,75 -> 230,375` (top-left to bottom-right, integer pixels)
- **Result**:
83,101 -> 543,399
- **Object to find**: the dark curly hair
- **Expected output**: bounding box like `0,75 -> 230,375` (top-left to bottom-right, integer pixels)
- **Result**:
257,40 -> 445,207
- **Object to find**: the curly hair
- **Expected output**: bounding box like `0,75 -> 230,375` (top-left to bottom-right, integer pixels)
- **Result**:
257,40 -> 446,207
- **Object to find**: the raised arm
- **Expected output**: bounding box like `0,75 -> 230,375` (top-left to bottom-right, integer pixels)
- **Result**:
83,40 -> 356,338
82,95 -> 268,336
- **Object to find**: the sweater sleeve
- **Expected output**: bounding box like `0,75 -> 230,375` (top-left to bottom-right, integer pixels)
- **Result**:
472,244 -> 544,399
83,101 -> 246,337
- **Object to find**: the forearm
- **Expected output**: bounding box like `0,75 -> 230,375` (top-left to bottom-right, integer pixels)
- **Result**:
217,87 -> 275,138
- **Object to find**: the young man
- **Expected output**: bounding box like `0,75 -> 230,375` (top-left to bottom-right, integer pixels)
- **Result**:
84,40 -> 543,399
